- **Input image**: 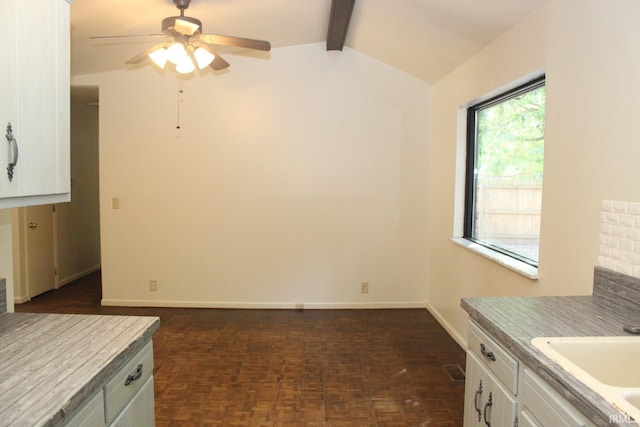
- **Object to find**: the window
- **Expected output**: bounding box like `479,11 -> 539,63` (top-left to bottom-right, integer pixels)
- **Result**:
464,76 -> 545,267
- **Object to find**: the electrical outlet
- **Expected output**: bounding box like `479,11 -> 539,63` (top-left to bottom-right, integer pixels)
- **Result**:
361,282 -> 369,294
149,280 -> 157,292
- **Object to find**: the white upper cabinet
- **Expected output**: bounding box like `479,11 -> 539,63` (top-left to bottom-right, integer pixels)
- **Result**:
0,0 -> 71,209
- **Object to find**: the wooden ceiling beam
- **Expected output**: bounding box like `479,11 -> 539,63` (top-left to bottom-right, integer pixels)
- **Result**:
326,0 -> 356,51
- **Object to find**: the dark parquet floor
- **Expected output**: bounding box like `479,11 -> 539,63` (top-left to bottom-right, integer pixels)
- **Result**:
16,271 -> 466,426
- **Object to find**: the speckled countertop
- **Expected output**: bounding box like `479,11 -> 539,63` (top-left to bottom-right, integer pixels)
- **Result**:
0,312 -> 160,426
462,267 -> 640,427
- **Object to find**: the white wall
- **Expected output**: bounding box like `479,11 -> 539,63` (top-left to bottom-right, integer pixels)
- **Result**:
73,43 -> 431,308
56,92 -> 101,285
427,0 -> 640,345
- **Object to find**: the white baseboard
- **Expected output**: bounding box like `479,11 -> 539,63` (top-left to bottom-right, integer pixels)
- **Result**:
56,264 -> 101,288
303,301 -> 427,309
101,299 -> 427,310
14,295 -> 30,304
102,298 -> 467,350
14,265 -> 100,304
425,301 -> 467,349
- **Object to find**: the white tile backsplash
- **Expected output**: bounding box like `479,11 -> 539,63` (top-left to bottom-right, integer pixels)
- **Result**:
599,200 -> 640,278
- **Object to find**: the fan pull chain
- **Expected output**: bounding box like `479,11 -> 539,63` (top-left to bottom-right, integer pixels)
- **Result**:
176,83 -> 184,130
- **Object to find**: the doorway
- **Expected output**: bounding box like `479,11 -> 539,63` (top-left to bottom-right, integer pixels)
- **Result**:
14,86 -> 101,302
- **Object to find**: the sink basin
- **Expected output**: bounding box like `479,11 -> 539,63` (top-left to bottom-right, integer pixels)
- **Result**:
532,336 -> 640,387
626,393 -> 640,410
532,336 -> 640,423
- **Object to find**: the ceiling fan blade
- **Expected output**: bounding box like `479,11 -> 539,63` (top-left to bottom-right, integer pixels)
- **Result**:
199,34 -> 271,51
125,44 -> 165,65
90,34 -> 165,40
210,54 -> 230,71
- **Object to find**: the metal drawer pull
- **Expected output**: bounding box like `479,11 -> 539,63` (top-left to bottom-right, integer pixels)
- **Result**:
124,364 -> 143,386
480,343 -> 496,361
474,380 -> 483,421
6,123 -> 18,182
483,391 -> 493,427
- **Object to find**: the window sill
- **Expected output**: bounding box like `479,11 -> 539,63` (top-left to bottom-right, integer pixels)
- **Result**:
450,238 -> 539,280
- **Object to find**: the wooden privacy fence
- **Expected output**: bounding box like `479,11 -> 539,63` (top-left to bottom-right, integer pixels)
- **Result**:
475,183 -> 542,240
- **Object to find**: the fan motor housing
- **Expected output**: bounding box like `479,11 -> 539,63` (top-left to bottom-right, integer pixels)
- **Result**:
162,16 -> 202,36
173,0 -> 191,10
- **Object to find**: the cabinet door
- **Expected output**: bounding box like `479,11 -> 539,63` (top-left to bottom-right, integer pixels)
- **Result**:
519,410 -> 541,427
0,0 -> 70,208
0,0 -> 19,198
109,376 -> 155,427
464,351 -> 517,427
521,368 -> 596,427
15,0 -> 70,197
464,350 -> 485,427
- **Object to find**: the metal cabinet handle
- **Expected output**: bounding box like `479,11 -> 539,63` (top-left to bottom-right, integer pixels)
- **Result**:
480,343 -> 496,361
474,380 -> 483,421
28,222 -> 38,229
124,363 -> 143,386
483,391 -> 493,427
6,123 -> 18,182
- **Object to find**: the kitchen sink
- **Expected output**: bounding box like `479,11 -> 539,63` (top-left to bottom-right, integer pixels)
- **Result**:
532,336 -> 640,387
531,336 -> 640,423
626,393 -> 640,410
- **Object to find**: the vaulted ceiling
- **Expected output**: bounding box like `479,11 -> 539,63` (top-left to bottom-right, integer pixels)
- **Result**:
70,0 -> 545,84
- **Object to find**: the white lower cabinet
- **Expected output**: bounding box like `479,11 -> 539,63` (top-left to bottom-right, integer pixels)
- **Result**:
64,390 -> 105,427
464,320 -> 518,427
63,340 -> 155,427
464,321 -> 597,427
110,376 -> 155,427
104,341 -> 154,424
520,368 -> 594,427
518,410 -> 541,427
465,351 -> 518,426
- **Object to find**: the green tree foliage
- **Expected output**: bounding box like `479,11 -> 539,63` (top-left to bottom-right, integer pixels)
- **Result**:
476,86 -> 545,185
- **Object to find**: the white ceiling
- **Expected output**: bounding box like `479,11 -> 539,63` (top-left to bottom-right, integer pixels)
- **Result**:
70,0 -> 545,83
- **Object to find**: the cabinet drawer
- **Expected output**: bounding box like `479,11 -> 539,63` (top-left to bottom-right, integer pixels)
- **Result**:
110,375 -> 155,427
104,341 -> 154,424
64,389 -> 105,427
468,321 -> 518,394
521,368 -> 594,427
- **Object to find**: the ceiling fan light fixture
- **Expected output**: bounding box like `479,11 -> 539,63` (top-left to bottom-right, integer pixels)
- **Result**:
176,56 -> 196,74
148,47 -> 168,69
108,0 -> 271,76
193,47 -> 215,69
167,42 -> 188,65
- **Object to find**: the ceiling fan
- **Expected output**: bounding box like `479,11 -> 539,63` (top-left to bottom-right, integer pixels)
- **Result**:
93,0 -> 271,74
